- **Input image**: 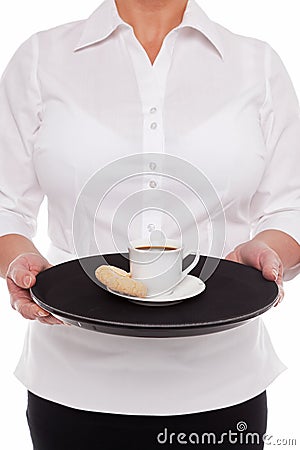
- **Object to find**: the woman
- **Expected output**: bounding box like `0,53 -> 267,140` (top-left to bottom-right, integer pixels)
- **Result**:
1,0 -> 300,448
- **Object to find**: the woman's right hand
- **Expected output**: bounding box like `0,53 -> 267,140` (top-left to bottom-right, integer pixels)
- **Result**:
5,252 -> 65,325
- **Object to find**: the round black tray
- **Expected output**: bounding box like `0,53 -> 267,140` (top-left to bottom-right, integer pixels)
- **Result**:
30,253 -> 279,338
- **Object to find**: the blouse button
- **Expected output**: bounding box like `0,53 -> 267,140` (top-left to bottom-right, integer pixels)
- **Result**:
150,107 -> 157,114
147,223 -> 156,232
150,122 -> 158,130
149,162 -> 157,170
149,180 -> 157,188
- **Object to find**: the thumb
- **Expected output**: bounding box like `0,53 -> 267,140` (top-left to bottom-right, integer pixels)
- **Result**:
8,265 -> 37,289
259,249 -> 281,282
225,250 -> 239,262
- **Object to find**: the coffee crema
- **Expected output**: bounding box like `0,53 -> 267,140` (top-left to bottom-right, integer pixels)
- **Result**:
135,246 -> 178,251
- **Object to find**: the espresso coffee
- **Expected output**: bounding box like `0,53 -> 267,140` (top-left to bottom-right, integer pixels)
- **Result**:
135,246 -> 178,251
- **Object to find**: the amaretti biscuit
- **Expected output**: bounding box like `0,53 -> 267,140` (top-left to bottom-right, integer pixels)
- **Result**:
95,265 -> 148,298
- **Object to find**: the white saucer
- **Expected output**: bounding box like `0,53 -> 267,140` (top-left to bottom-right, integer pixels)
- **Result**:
107,275 -> 206,306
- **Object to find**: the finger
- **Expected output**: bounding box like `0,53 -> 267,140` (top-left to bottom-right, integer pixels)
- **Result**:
36,315 -> 64,325
7,278 -> 50,316
274,272 -> 285,307
259,250 -> 281,281
13,295 -> 50,320
274,289 -> 284,307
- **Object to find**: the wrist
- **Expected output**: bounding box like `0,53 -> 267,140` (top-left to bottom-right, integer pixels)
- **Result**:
252,230 -> 300,271
0,235 -> 42,278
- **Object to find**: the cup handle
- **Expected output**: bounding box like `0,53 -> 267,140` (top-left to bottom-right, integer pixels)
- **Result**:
181,250 -> 200,280
166,250 -> 201,294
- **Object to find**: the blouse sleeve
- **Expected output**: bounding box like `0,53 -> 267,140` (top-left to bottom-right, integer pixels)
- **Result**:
249,43 -> 300,281
0,33 -> 44,240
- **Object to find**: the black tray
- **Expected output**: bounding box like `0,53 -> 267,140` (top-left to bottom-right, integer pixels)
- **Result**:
30,253 -> 279,338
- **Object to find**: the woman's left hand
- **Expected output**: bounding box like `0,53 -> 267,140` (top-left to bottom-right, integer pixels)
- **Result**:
225,240 -> 284,306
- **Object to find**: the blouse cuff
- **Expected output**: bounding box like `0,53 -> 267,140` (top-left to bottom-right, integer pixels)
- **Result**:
251,210 -> 300,245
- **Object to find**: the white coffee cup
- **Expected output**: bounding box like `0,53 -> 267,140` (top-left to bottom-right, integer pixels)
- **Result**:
128,238 -> 200,298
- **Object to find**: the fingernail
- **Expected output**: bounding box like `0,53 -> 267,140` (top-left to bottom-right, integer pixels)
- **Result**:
37,310 -> 49,317
272,269 -> 278,281
24,276 -> 32,288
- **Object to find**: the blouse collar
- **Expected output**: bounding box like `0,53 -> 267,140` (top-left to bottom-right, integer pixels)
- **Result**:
73,0 -> 224,60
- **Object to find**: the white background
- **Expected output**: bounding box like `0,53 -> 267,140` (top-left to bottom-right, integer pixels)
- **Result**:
0,1 -> 299,448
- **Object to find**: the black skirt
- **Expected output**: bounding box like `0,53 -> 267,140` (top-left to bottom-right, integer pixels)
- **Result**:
26,389 -> 267,449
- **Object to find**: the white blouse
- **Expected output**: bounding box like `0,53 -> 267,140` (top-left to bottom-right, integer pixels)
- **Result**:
1,0 -> 300,414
